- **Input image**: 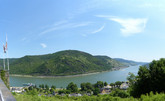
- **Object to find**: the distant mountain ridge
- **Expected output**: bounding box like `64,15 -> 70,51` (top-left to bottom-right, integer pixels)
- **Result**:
0,50 -> 146,76
114,58 -> 148,66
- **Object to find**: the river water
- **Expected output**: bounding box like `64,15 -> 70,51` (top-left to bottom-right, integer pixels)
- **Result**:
9,65 -> 140,88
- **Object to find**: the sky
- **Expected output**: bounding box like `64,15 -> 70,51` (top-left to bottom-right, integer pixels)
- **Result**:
0,0 -> 165,62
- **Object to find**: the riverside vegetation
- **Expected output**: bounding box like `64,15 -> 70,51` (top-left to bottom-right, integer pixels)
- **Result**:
13,58 -> 165,101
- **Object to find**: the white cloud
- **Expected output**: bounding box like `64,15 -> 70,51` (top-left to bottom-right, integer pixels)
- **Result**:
96,15 -> 147,37
91,24 -> 105,34
40,22 -> 91,35
110,17 -> 147,36
40,43 -> 47,48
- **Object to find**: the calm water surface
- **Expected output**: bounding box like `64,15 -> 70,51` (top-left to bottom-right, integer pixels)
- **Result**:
10,65 -> 140,88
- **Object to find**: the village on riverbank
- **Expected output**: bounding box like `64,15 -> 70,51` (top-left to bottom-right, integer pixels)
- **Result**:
10,81 -> 129,97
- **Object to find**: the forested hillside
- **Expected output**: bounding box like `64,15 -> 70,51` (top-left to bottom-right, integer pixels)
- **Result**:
9,50 -> 127,76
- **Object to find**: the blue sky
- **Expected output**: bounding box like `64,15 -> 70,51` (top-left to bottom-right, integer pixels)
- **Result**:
0,0 -> 165,62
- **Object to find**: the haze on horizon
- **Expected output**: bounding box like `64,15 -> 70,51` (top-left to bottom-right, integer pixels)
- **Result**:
0,0 -> 165,62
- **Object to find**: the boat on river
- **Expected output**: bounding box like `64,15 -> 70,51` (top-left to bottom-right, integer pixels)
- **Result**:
23,83 -> 35,87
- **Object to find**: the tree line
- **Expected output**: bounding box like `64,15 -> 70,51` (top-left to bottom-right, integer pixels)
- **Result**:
24,80 -> 126,96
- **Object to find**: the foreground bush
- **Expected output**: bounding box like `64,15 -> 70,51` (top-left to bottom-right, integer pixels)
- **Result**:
14,91 -> 165,101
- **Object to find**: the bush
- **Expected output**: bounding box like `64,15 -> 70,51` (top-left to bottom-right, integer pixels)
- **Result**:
110,89 -> 130,98
93,88 -> 100,95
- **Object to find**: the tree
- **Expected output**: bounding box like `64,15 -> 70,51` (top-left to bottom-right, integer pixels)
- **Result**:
93,88 -> 100,95
129,58 -> 165,97
51,85 -> 56,90
58,90 -> 65,94
66,82 -> 78,93
81,82 -> 93,92
81,83 -> 87,91
50,88 -> 55,94
110,83 -> 115,89
41,84 -> 44,89
127,72 -> 136,85
115,81 -> 122,88
65,90 -> 71,94
45,84 -> 49,91
28,86 -> 33,91
94,81 -> 104,88
86,82 -> 93,91
104,82 -> 108,86
39,84 -> 42,89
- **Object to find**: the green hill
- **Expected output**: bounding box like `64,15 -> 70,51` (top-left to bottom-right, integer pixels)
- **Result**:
9,50 -> 127,76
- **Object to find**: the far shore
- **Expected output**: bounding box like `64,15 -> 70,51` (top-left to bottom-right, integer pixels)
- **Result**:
10,66 -> 129,78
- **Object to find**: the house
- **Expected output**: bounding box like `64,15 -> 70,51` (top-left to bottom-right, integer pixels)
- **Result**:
69,93 -> 82,97
120,82 -> 129,90
104,85 -> 112,89
85,93 -> 92,96
60,93 -> 65,96
100,88 -> 111,94
11,87 -> 24,93
52,91 -> 57,96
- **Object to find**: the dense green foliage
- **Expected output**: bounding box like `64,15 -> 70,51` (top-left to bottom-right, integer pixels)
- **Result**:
80,82 -> 93,93
115,81 -> 122,88
94,81 -> 104,89
66,82 -> 78,93
13,91 -> 165,101
110,89 -> 130,98
129,58 -> 165,97
0,70 -> 9,88
104,82 -> 108,86
9,50 -> 126,76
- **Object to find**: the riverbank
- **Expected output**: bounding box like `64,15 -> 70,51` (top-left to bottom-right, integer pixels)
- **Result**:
10,66 -> 129,78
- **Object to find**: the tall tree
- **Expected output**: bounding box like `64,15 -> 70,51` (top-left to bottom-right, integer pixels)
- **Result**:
94,81 -> 104,88
129,58 -> 165,97
104,82 -> 108,86
66,82 -> 78,93
45,84 -> 49,91
81,82 -> 93,92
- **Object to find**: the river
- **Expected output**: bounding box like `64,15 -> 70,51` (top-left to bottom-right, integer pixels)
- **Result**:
9,65 -> 140,88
